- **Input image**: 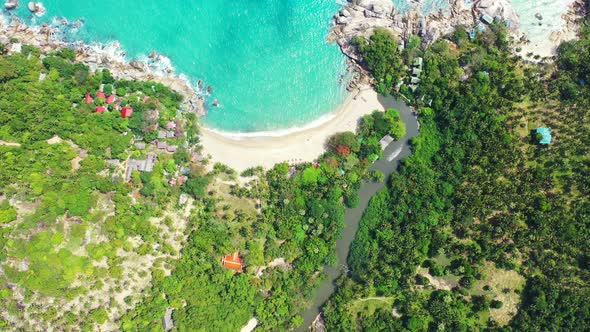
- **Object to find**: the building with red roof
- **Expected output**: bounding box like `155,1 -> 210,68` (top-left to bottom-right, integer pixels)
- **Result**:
105,95 -> 115,104
142,96 -> 150,104
95,106 -> 106,113
121,107 -> 133,118
84,92 -> 94,104
177,176 -> 187,186
96,91 -> 106,99
222,252 -> 244,272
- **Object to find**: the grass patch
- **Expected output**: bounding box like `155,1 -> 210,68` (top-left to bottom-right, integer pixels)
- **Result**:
348,296 -> 395,317
472,262 -> 525,326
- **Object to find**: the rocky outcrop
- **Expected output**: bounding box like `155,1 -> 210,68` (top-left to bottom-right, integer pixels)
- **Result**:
331,0 -> 522,69
4,0 -> 18,10
0,17 -> 206,116
27,2 -> 46,17
311,313 -> 326,332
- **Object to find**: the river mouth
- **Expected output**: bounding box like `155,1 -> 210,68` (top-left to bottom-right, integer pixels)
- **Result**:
299,95 -> 420,330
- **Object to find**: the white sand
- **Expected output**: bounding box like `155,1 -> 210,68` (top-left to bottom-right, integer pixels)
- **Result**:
514,0 -> 582,59
200,88 -> 384,172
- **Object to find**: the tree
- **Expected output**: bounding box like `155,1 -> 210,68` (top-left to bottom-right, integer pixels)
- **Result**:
490,300 -> 503,309
182,176 -> 209,199
354,28 -> 404,94
336,144 -> 351,157
329,131 -> 360,153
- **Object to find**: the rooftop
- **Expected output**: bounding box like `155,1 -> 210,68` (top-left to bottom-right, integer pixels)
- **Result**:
222,252 -> 244,272
536,127 -> 552,145
379,134 -> 394,150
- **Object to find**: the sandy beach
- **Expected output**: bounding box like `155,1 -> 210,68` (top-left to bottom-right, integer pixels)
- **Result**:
200,87 -> 384,172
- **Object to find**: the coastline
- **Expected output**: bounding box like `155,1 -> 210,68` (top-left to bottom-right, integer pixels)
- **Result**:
0,14 -> 205,115
331,0 -> 584,64
515,0 -> 585,60
1,10 -> 382,173
200,87 -> 383,172
2,0 -> 585,174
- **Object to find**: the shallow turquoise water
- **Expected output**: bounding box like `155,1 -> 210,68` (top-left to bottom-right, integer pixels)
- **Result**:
11,1 -> 348,132
9,0 -> 572,131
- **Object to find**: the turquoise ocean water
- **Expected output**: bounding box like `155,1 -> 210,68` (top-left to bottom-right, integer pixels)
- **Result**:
10,0 -> 348,133
8,0 -> 571,132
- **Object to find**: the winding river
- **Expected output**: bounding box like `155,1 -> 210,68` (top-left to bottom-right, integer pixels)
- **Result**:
300,95 -> 420,330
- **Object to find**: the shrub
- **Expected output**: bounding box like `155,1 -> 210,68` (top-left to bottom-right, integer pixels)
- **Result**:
490,300 -> 504,309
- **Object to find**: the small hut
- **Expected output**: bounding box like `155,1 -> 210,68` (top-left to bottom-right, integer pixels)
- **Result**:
222,251 -> 244,272
121,107 -> 133,118
481,14 -> 494,25
536,127 -> 552,145
379,135 -> 394,151
84,92 -> 94,104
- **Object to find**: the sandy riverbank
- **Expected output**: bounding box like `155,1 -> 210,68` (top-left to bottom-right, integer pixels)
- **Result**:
200,87 -> 384,172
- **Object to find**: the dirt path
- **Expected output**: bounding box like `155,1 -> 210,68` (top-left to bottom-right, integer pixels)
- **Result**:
0,140 -> 21,147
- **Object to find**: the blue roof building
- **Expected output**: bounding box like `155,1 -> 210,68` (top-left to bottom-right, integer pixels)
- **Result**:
536,127 -> 552,145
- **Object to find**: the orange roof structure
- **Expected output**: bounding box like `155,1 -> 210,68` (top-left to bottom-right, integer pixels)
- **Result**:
222,251 -> 244,272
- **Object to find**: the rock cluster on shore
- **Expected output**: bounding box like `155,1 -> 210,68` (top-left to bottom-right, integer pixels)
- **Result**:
0,15 -> 205,116
332,0 -> 585,67
331,0 -> 520,67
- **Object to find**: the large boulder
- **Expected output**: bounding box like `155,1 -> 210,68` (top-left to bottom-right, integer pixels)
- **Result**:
356,0 -> 393,18
4,0 -> 18,10
130,60 -> 147,72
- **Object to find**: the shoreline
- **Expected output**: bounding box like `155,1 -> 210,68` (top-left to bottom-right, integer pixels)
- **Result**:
200,87 -> 384,171
0,14 -> 205,116
1,10 -> 381,173
515,0 -> 585,60
331,0 -> 584,64
2,1 -> 585,173
201,89 -> 370,140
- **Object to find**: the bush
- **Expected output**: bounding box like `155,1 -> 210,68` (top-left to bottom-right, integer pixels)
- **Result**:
90,308 -> 108,324
344,192 -> 360,208
428,261 -> 445,277
490,300 -> 504,309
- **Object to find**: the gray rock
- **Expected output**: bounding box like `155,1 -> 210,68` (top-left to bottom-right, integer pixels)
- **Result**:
130,60 -> 147,72
4,0 -> 18,10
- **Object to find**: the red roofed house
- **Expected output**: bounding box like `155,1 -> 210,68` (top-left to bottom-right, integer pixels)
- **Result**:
177,176 -> 187,186
96,91 -> 106,99
105,95 -> 115,104
95,106 -> 107,113
222,251 -> 244,272
142,96 -> 150,104
84,92 -> 94,104
121,107 -> 133,118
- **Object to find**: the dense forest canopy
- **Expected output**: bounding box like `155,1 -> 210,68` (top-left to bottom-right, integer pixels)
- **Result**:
1,3 -> 589,331
0,41 -> 407,330
323,5 -> 590,332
